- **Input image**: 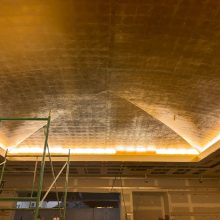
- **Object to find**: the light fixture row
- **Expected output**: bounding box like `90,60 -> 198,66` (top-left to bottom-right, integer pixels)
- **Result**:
7,146 -> 199,155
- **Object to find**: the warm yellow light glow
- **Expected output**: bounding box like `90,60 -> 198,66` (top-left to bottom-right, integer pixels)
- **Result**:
7,146 -> 199,155
71,148 -> 116,154
202,134 -> 220,152
8,147 -> 117,155
146,145 -> 156,152
116,146 -> 126,151
136,146 -> 147,152
0,143 -> 6,150
116,145 -> 156,153
125,147 -> 136,152
156,148 -> 199,155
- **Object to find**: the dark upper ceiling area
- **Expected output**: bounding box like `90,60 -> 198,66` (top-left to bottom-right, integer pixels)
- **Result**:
0,0 -> 220,160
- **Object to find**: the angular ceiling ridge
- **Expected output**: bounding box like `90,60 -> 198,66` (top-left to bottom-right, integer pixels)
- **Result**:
112,93 -> 199,152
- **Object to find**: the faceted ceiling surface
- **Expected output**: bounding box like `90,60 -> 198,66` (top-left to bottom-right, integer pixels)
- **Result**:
0,0 -> 220,161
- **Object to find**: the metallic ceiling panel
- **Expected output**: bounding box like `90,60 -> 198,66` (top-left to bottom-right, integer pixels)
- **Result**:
0,0 -> 219,160
16,92 -> 191,150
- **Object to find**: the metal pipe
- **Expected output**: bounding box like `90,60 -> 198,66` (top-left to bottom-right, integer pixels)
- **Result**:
63,150 -> 70,220
0,161 -> 6,166
47,144 -> 63,220
39,162 -> 67,207
0,149 -> 8,186
29,159 -> 38,208
34,116 -> 50,220
0,118 -> 48,121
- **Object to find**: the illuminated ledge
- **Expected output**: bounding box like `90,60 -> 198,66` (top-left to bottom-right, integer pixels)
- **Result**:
198,140 -> 220,161
0,146 -> 198,162
1,143 -> 219,162
7,154 -> 198,162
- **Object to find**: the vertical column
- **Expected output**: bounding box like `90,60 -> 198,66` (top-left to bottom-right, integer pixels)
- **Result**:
160,194 -> 165,218
63,150 -> 70,220
120,191 -> 134,220
127,191 -> 134,220
120,179 -> 133,220
185,179 -> 194,220
164,192 -> 172,220
34,116 -> 51,220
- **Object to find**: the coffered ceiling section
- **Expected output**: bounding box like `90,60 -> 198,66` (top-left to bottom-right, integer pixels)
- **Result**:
0,0 -> 220,161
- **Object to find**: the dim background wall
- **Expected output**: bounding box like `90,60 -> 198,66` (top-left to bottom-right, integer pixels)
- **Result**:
132,179 -> 220,220
14,208 -> 120,220
2,176 -> 220,220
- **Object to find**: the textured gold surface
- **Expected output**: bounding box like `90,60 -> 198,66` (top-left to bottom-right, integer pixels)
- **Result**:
0,0 -> 220,160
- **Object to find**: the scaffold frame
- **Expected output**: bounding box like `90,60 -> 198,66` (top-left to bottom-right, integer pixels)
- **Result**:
0,116 -> 70,220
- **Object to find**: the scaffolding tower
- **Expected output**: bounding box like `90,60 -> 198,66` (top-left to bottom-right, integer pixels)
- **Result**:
0,116 -> 70,220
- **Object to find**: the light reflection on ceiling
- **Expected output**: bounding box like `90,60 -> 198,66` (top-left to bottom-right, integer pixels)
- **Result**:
7,145 -> 199,155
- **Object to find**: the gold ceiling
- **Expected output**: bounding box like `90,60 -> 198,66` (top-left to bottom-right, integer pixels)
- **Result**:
0,0 -> 220,161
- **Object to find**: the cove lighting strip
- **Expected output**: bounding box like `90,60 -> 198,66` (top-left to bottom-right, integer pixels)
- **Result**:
202,134 -> 220,152
7,146 -> 199,155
